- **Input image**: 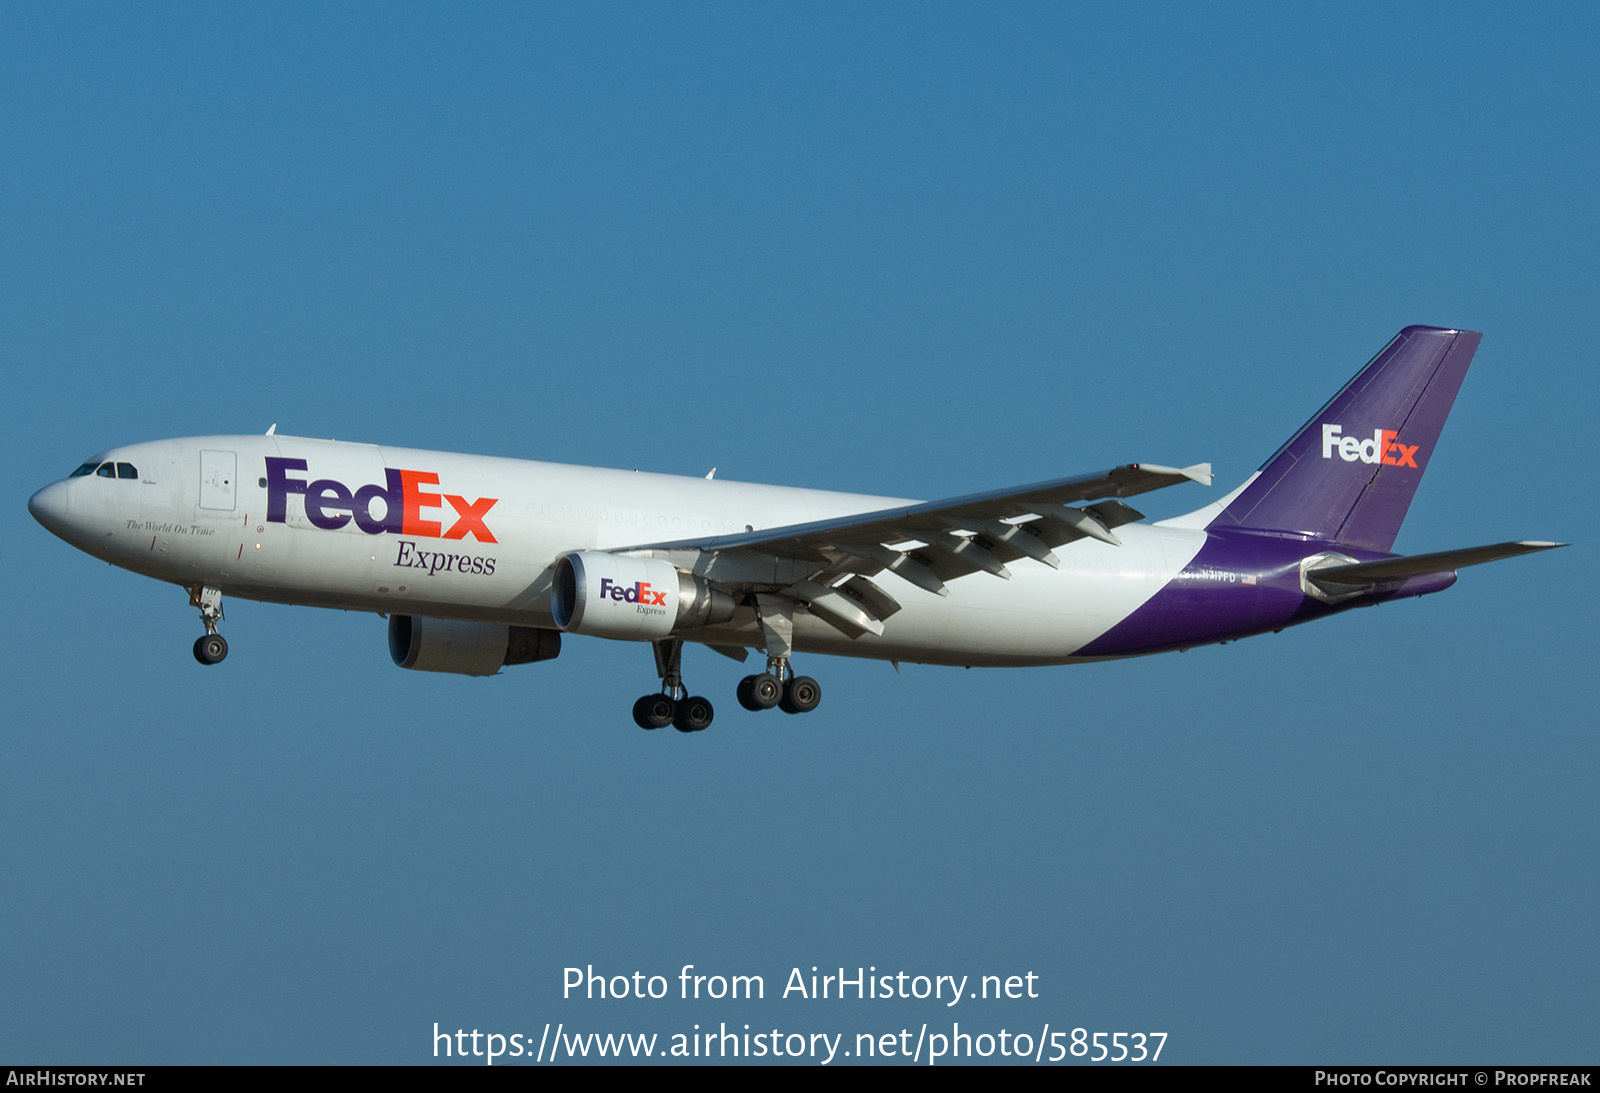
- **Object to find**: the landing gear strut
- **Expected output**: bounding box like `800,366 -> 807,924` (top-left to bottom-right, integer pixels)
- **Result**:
632,639 -> 714,733
188,585 -> 228,666
737,594 -> 821,716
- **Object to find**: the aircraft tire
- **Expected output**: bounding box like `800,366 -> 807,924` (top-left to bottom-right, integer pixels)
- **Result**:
633,694 -> 675,730
674,696 -> 714,733
779,676 -> 821,715
735,676 -> 758,711
193,634 -> 228,665
750,674 -> 782,709
736,674 -> 782,711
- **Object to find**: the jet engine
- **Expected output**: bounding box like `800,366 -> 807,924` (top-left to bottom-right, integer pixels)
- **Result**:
551,551 -> 736,640
388,615 -> 561,676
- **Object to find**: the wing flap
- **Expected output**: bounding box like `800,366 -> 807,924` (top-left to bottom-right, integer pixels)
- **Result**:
618,461 -> 1213,644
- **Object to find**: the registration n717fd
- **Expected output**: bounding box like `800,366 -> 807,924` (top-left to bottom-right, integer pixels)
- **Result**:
30,327 -> 1562,732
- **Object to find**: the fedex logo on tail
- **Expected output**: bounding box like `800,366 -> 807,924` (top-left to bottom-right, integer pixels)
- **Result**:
265,457 -> 498,542
1320,425 -> 1421,468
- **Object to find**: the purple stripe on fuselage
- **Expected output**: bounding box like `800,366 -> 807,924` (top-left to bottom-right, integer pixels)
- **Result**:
1075,529 -> 1457,658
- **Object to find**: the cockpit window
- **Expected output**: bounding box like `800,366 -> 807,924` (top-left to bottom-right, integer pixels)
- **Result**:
69,459 -> 140,480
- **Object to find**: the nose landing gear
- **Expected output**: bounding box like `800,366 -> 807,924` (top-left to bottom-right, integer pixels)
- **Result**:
193,633 -> 229,665
188,585 -> 228,665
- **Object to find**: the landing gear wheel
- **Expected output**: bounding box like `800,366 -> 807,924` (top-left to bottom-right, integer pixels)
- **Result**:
779,675 -> 822,715
632,694 -> 675,730
193,633 -> 228,665
736,674 -> 783,711
673,695 -> 714,733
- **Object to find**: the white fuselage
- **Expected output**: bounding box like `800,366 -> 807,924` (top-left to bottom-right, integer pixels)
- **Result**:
34,434 -> 1207,667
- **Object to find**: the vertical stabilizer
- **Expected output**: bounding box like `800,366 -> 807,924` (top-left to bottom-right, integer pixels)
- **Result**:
1207,326 -> 1479,551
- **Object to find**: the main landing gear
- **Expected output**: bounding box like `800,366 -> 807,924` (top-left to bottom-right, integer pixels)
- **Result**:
737,594 -> 821,717
632,642 -> 822,733
736,657 -> 821,715
633,639 -> 716,733
189,585 -> 229,666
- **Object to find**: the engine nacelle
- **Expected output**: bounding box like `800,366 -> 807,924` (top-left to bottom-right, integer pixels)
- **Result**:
551,551 -> 736,641
388,615 -> 561,676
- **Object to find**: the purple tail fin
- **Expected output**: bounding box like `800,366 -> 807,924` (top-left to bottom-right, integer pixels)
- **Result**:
1208,326 -> 1480,552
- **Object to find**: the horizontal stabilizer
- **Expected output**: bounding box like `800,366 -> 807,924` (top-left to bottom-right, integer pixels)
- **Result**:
1307,540 -> 1566,590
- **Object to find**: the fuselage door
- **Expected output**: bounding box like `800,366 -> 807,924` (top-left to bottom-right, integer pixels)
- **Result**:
199,449 -> 237,511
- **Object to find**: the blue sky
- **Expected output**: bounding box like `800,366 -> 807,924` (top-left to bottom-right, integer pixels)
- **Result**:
3,3 -> 1594,1065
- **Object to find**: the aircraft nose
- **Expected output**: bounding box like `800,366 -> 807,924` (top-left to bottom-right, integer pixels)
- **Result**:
28,480 -> 71,538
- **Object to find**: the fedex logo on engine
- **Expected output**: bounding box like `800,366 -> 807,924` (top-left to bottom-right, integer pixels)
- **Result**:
264,457 -> 498,542
598,577 -> 668,607
1320,425 -> 1421,468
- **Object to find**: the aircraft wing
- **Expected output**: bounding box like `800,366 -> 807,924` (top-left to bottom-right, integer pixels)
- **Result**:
621,462 -> 1212,640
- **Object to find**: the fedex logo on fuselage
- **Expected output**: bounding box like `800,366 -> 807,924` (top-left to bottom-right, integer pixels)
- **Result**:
599,577 -> 668,607
1320,425 -> 1421,468
264,457 -> 498,542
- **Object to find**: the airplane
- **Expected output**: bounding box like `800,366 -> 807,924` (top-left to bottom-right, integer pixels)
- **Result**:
29,326 -> 1563,732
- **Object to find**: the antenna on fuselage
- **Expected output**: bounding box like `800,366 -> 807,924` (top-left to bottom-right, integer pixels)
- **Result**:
265,424 -> 277,436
